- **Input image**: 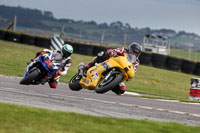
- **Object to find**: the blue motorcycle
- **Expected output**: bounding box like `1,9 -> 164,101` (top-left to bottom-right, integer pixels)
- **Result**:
20,52 -> 62,85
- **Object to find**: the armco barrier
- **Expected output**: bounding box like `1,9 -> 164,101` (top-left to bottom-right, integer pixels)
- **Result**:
34,36 -> 51,48
166,56 -> 183,71
78,44 -> 94,56
181,60 -> 196,74
5,31 -> 21,42
139,52 -> 152,65
0,29 -> 6,40
20,34 -> 35,45
152,53 -> 167,68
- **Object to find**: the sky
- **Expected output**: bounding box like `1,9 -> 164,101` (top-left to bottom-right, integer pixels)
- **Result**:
0,0 -> 200,35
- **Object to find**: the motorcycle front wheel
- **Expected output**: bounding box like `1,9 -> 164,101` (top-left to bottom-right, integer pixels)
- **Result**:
20,68 -> 40,85
95,72 -> 123,94
69,73 -> 83,91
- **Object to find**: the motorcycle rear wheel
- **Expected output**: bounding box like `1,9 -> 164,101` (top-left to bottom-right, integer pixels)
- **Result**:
20,68 -> 40,85
95,72 -> 123,94
69,73 -> 83,91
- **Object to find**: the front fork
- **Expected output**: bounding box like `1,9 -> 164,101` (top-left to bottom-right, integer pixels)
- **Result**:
104,68 -> 122,81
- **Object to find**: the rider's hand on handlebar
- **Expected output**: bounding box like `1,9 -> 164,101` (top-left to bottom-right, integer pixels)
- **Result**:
56,70 -> 62,75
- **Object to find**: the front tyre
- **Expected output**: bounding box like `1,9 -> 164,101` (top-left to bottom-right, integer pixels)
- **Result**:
69,73 -> 82,91
20,69 -> 40,85
95,72 -> 123,94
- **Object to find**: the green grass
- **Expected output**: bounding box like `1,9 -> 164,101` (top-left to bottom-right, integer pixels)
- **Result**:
131,64 -> 200,100
0,40 -> 199,101
170,49 -> 200,61
169,38 -> 200,45
0,102 -> 199,133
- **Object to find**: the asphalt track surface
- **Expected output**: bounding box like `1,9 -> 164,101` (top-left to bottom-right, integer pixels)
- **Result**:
0,75 -> 200,126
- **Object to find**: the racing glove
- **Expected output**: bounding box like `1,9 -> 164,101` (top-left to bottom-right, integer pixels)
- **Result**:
107,51 -> 118,57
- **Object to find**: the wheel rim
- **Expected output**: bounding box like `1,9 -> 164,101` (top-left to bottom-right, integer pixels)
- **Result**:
97,74 -> 116,88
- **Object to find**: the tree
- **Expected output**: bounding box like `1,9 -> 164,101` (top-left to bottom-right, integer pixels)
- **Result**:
98,23 -> 109,29
124,23 -> 131,29
86,21 -> 97,26
110,21 -> 123,29
43,11 -> 54,19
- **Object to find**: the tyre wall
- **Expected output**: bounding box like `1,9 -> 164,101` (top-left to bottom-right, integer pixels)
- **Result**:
93,46 -> 108,56
34,36 -> 51,48
5,31 -> 21,43
152,53 -> 167,68
166,56 -> 183,71
78,43 -> 94,56
139,52 -> 152,65
0,29 -> 6,40
20,34 -> 35,45
194,62 -> 200,76
181,60 -> 196,74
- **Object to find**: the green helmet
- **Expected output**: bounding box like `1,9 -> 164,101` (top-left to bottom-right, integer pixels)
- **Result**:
61,44 -> 73,58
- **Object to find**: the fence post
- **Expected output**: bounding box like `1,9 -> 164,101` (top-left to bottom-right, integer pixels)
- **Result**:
12,16 -> 17,31
123,32 -> 127,47
79,29 -> 82,41
60,24 -> 65,40
101,30 -> 105,45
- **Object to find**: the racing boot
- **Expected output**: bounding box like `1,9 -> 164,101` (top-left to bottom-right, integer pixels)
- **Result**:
112,82 -> 126,95
78,62 -> 86,77
48,75 -> 60,89
40,77 -> 49,85
78,61 -> 95,77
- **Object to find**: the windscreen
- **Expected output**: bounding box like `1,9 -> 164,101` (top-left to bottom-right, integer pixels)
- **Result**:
127,54 -> 137,64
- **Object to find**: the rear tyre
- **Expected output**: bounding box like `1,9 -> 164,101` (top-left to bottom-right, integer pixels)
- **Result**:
95,72 -> 123,94
20,69 -> 40,85
69,73 -> 82,91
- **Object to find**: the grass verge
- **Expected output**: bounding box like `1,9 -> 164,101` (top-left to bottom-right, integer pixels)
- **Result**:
170,49 -> 200,61
0,102 -> 199,133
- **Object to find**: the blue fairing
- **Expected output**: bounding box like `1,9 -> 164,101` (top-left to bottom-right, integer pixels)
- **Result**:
24,53 -> 60,78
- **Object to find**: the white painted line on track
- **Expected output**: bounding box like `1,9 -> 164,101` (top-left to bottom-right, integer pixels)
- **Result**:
124,91 -> 142,96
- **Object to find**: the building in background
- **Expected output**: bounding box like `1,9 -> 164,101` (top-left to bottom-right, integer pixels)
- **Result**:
142,34 -> 170,55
